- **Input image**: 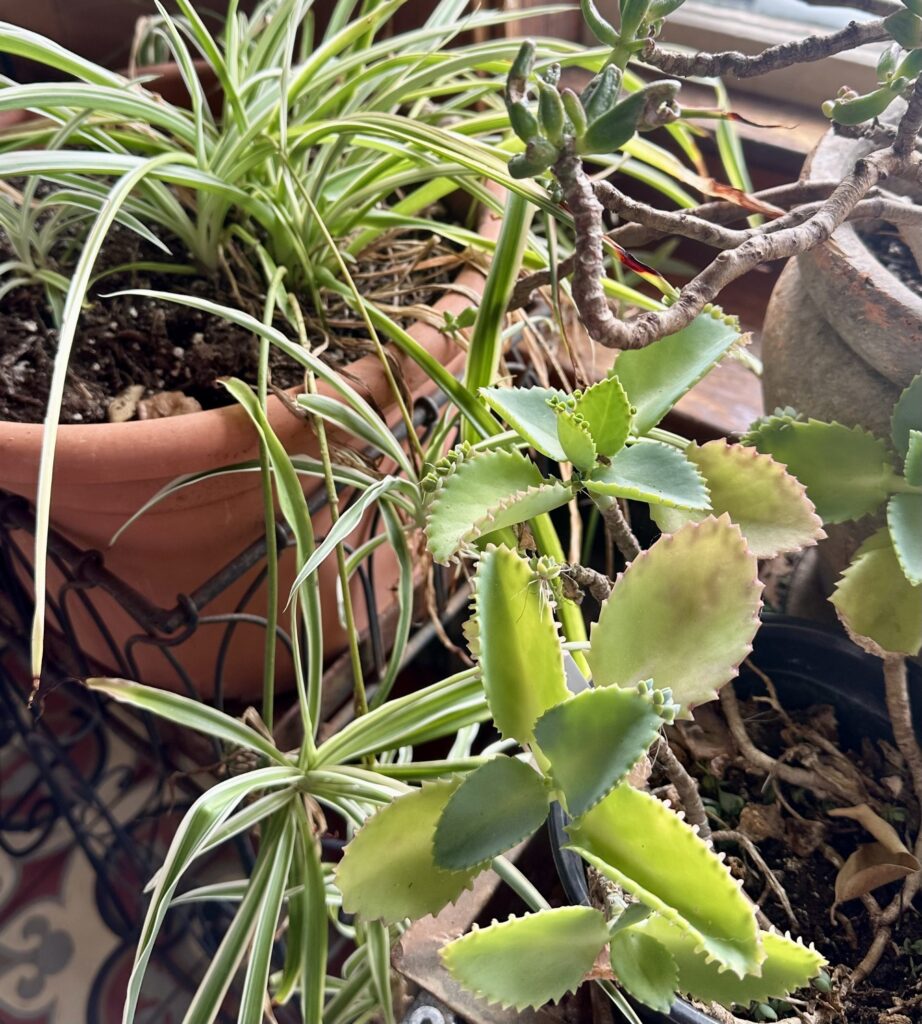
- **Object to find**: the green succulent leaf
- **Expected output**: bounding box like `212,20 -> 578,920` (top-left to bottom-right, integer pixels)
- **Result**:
466,545 -> 569,744
892,373 -> 922,458
556,409 -> 598,471
582,66 -> 622,123
574,375 -> 633,457
585,441 -> 710,511
609,928 -> 678,1014
479,385 -> 568,460
336,781 -> 479,925
581,0 -> 621,46
888,492 -> 922,585
566,784 -> 762,977
586,516 -> 762,717
744,417 -> 895,524
832,528 -> 922,656
651,439 -> 825,558
904,430 -> 922,486
441,907 -> 610,1010
886,8 -> 922,48
433,757 -> 550,871
639,917 -> 826,1007
581,89 -> 648,154
425,447 -> 571,563
615,312 -> 742,435
534,686 -> 664,817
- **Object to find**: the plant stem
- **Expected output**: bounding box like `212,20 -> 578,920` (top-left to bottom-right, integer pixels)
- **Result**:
883,654 -> 922,826
492,856 -> 551,912
653,735 -> 711,841
594,496 -> 641,562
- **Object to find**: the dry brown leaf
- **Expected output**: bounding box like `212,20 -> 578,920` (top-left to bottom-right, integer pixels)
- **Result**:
739,802 -> 783,843
833,841 -> 920,905
107,384 -> 144,423
829,802 -> 910,855
137,391 -> 203,420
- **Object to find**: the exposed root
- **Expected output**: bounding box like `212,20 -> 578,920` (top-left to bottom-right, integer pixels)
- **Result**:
712,829 -> 798,931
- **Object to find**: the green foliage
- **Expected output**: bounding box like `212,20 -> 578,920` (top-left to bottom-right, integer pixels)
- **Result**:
586,517 -> 763,717
480,385 -> 569,460
614,312 -> 743,435
336,780 -> 479,925
441,907 -> 611,1010
904,430 -> 922,486
640,917 -> 826,1007
651,439 -> 825,558
832,529 -> 922,656
609,928 -> 678,1013
888,493 -> 922,585
573,375 -> 634,457
584,441 -> 710,510
556,408 -> 600,471
744,416 -> 897,524
886,8 -> 922,48
567,783 -> 762,977
534,685 -> 670,817
433,757 -> 550,870
892,373 -> 922,457
466,545 -> 569,744
424,446 -> 572,564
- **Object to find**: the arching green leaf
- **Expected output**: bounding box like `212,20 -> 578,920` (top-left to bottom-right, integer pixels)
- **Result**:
904,430 -> 922,486
651,439 -> 825,558
556,409 -> 598,471
534,686 -> 664,817
744,417 -> 895,524
614,312 -> 742,435
466,546 -> 569,744
889,493 -> 922,586
566,784 -> 761,977
336,781 -> 479,925
832,528 -> 922,656
586,517 -> 762,717
609,928 -> 678,1014
441,907 -> 610,1010
584,441 -> 710,511
892,373 -> 922,457
424,448 -> 571,563
574,375 -> 633,457
639,917 -> 826,1007
433,757 -> 550,871
479,385 -> 567,460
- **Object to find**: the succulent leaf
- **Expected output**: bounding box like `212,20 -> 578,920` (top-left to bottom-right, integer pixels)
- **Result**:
336,781 -> 478,924
425,447 -> 571,563
609,928 -> 678,1013
581,88 -> 648,154
556,409 -> 598,471
615,313 -> 742,435
832,528 -> 922,656
479,385 -> 568,460
441,907 -> 610,1010
467,545 -> 569,744
566,784 -> 762,977
582,66 -> 622,123
586,516 -> 762,717
744,416 -> 895,524
585,441 -> 710,510
904,429 -> 922,486
886,8 -> 922,47
888,493 -> 922,585
433,756 -> 550,871
534,686 -> 665,817
892,372 -> 922,457
651,439 -> 825,558
573,375 -> 633,457
639,916 -> 826,1007
581,0 -> 621,46
537,78 -> 566,145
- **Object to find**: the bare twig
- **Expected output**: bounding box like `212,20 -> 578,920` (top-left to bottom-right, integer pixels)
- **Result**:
597,497 -> 642,562
561,563 -> 613,603
712,828 -> 799,930
801,0 -> 898,13
655,736 -> 712,841
642,18 -> 889,80
883,654 -> 922,820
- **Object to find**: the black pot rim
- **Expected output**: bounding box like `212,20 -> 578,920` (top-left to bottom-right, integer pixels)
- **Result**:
547,614 -> 921,1024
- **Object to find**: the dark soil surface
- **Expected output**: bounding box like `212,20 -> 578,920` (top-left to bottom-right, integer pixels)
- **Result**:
0,224 -> 459,424
860,222 -> 922,300
665,682 -> 922,1024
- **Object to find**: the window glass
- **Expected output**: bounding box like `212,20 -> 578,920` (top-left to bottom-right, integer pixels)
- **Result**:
703,1 -> 873,28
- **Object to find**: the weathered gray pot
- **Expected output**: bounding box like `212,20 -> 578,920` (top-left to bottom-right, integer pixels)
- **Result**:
762,125 -> 922,576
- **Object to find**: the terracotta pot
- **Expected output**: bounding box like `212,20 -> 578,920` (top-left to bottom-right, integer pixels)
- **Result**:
761,122 -> 922,577
1,65 -> 503,700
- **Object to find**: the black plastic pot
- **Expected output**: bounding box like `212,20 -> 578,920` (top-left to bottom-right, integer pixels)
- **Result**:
548,615 -> 922,1024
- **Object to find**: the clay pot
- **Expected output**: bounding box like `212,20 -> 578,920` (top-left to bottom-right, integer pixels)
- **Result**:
761,124 -> 922,576
1,65 -> 502,699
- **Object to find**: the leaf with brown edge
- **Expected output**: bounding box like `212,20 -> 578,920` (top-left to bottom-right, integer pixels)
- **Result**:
834,843 -> 920,906
336,780 -> 480,925
586,516 -> 763,718
651,439 -> 825,558
831,528 -> 922,657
